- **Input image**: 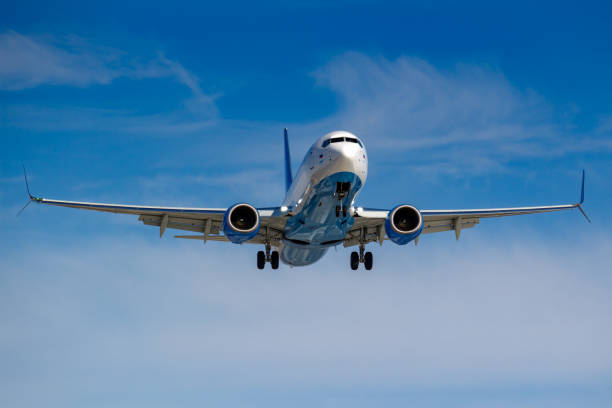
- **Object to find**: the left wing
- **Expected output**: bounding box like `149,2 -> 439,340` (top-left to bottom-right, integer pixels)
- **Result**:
345,171 -> 590,247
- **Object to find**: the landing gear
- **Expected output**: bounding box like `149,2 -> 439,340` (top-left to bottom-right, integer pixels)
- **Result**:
335,181 -> 351,199
364,251 -> 373,270
335,182 -> 351,218
257,243 -> 279,269
257,251 -> 266,269
271,250 -> 279,270
335,204 -> 349,218
349,245 -> 374,270
350,251 -> 359,270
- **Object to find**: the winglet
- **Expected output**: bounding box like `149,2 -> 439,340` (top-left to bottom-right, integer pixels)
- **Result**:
580,169 -> 585,204
17,165 -> 36,217
23,164 -> 33,200
284,128 -> 293,192
577,169 -> 590,223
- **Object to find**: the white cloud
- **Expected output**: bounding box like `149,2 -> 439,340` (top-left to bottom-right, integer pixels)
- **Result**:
0,31 -> 158,90
158,52 -> 219,117
2,41 -> 610,177
0,234 -> 610,401
0,30 -> 218,120
307,52 -> 612,174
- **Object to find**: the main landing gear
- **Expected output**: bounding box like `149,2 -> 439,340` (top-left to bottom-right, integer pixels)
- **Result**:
350,244 -> 373,270
257,243 -> 279,270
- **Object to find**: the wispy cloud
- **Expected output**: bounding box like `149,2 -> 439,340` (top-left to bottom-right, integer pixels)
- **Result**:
0,30 -> 218,125
158,52 -> 219,117
0,31 -> 167,90
308,52 -> 612,174
3,39 -> 610,176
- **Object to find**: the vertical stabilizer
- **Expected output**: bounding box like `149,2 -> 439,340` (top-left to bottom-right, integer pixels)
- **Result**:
284,128 -> 293,191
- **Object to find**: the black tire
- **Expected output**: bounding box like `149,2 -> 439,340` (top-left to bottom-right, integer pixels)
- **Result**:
364,251 -> 373,270
271,251 -> 280,270
336,205 -> 340,217
342,207 -> 347,217
350,251 -> 359,270
257,251 -> 266,269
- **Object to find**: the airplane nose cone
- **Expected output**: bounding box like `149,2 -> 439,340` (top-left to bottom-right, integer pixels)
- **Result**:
328,142 -> 365,177
337,143 -> 359,160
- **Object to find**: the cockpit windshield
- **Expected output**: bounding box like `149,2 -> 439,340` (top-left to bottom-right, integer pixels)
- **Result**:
322,136 -> 363,148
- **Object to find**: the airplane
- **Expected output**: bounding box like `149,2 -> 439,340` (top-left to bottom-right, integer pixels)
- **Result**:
21,129 -> 590,270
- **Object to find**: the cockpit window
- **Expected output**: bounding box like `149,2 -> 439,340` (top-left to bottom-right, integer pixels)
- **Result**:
322,136 -> 363,148
345,137 -> 363,147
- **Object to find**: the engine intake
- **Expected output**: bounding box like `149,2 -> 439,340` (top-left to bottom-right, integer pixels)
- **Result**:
385,204 -> 423,245
223,203 -> 261,244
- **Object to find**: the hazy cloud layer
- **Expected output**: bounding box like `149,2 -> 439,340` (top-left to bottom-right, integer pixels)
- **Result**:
1,234 -> 610,408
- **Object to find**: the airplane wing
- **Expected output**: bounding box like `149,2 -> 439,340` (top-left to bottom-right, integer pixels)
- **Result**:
345,171 -> 590,247
23,172 -> 287,245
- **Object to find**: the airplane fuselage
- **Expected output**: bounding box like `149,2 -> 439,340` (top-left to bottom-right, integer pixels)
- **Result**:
279,131 -> 368,266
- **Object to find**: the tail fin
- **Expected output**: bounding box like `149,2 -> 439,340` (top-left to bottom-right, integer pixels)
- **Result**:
284,128 -> 293,191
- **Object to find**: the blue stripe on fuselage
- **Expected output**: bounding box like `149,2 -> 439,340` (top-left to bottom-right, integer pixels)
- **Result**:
280,172 -> 362,266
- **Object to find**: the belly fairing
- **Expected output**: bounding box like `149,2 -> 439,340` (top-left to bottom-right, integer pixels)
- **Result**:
280,242 -> 328,266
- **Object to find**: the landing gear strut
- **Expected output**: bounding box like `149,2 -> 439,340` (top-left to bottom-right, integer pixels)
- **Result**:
257,243 -> 279,270
350,244 -> 373,270
335,182 -> 351,218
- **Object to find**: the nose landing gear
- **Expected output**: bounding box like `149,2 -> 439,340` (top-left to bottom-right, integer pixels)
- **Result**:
335,182 -> 351,218
350,244 -> 373,270
257,243 -> 279,270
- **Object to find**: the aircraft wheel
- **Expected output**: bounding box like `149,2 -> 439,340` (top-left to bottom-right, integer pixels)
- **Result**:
257,251 -> 266,269
350,251 -> 359,270
271,251 -> 280,270
364,251 -> 373,270
336,205 -> 341,217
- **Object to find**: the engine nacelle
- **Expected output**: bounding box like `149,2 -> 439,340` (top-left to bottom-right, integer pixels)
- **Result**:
222,203 -> 261,244
385,204 -> 423,245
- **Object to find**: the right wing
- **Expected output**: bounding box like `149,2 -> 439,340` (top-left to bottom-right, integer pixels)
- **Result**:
23,171 -> 287,244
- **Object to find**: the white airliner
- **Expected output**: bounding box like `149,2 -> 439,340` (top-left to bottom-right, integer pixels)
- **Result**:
23,129 -> 589,269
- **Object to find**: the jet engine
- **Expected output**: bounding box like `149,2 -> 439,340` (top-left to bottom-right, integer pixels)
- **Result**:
385,204 -> 423,245
222,203 -> 261,244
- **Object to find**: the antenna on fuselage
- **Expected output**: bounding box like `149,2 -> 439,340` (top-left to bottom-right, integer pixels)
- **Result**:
284,128 -> 293,192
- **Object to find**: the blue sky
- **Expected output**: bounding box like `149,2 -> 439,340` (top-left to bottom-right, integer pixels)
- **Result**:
1,1 -> 612,407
